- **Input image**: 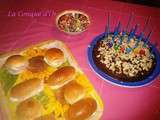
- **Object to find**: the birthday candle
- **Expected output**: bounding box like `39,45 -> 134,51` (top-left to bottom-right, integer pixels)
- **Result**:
115,22 -> 121,36
127,24 -> 138,43
127,29 -> 134,43
119,30 -> 125,45
112,21 -> 121,44
119,14 -> 133,45
133,32 -> 143,49
133,17 -> 150,49
125,24 -> 138,53
143,30 -> 153,47
124,13 -> 134,34
105,12 -> 110,37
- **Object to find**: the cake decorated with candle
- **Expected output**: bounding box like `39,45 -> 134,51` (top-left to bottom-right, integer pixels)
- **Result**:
92,32 -> 157,82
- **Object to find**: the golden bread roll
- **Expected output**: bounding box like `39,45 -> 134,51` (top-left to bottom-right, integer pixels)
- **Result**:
55,88 -> 66,105
16,99 -> 42,120
65,98 -> 97,120
5,55 -> 28,75
27,56 -> 47,73
45,66 -> 76,89
44,48 -> 65,67
10,78 -> 43,102
64,82 -> 85,104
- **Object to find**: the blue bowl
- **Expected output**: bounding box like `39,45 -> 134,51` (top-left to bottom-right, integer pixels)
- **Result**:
88,33 -> 160,88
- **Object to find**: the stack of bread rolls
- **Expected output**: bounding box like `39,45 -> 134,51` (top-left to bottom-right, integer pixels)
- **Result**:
0,40 -> 103,120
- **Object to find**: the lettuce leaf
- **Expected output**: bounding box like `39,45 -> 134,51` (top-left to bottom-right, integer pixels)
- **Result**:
0,68 -> 18,95
34,91 -> 49,109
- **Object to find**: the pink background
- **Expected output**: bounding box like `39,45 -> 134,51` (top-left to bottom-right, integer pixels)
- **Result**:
0,0 -> 160,120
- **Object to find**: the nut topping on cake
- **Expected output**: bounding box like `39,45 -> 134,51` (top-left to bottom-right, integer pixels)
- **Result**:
93,34 -> 156,82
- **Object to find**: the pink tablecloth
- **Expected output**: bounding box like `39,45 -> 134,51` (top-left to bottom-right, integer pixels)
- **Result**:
0,0 -> 160,120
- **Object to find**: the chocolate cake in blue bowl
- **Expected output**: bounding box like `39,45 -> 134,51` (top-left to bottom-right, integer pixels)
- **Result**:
88,23 -> 160,88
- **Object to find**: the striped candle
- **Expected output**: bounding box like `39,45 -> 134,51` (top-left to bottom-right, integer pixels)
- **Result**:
112,21 -> 121,44
133,32 -> 143,49
119,14 -> 133,45
127,24 -> 138,43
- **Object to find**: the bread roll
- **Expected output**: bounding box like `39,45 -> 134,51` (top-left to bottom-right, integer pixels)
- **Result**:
5,55 -> 28,75
44,48 -> 65,67
10,78 -> 43,102
55,88 -> 66,105
64,82 -> 85,104
45,66 -> 76,89
66,98 -> 97,120
16,99 -> 42,120
27,56 -> 47,73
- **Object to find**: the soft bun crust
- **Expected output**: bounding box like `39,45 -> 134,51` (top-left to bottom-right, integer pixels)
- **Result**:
16,99 -> 42,120
64,82 -> 85,104
5,55 -> 28,74
55,88 -> 66,105
65,98 -> 97,120
27,56 -> 47,73
45,66 -> 76,89
44,48 -> 65,67
10,78 -> 43,102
